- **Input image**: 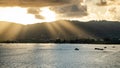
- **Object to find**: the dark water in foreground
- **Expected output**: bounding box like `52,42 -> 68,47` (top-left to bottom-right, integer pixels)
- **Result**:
0,44 -> 120,68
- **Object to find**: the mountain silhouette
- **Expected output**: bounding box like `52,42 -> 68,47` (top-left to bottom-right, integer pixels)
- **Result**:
0,20 -> 120,42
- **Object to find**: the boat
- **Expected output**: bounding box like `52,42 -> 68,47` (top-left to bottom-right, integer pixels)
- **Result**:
94,48 -> 104,50
74,48 -> 79,50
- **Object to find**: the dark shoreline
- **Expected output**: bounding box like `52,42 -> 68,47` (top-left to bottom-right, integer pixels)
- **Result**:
0,42 -> 120,45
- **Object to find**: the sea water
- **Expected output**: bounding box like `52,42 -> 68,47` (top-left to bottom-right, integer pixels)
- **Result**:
0,43 -> 120,68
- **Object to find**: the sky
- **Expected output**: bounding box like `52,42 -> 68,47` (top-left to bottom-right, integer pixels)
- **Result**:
0,0 -> 120,24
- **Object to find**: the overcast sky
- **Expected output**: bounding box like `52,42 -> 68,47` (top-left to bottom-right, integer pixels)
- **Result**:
26,0 -> 120,21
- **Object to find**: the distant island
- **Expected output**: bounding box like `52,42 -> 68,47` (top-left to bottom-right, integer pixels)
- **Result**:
0,20 -> 120,44
1,38 -> 120,44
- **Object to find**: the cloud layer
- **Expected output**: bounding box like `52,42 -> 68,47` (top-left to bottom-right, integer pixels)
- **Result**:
26,0 -> 88,21
82,0 -> 120,21
0,0 -> 77,7
0,0 -> 120,24
51,4 -> 87,19
26,0 -> 120,22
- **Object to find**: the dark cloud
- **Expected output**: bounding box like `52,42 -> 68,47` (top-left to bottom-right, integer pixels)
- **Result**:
25,0 -> 87,20
96,0 -> 107,6
95,0 -> 120,6
51,4 -> 87,18
27,8 -> 40,14
27,7 -> 45,20
35,14 -> 44,19
0,0 -> 78,7
27,0 -> 120,21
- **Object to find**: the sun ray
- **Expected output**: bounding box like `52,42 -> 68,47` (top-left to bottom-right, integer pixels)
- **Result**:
58,20 -> 95,39
0,22 -> 12,35
0,23 -> 23,40
44,23 -> 57,38
51,22 -> 67,39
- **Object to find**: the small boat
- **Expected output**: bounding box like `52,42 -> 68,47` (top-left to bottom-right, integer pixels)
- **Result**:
104,47 -> 107,48
94,48 -> 104,50
74,48 -> 79,50
112,46 -> 115,48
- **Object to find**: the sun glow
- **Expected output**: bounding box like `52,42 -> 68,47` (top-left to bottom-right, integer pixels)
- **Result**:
0,7 -> 42,24
0,7 -> 57,24
40,7 -> 57,22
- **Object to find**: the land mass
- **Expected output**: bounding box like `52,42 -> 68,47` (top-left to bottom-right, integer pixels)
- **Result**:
0,20 -> 120,44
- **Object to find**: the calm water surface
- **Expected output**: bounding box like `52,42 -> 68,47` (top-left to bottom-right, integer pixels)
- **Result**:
0,44 -> 120,68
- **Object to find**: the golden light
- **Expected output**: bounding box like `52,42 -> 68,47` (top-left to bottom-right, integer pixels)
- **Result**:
0,22 -> 23,40
0,7 -> 43,24
0,7 -> 57,24
40,7 -> 57,22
